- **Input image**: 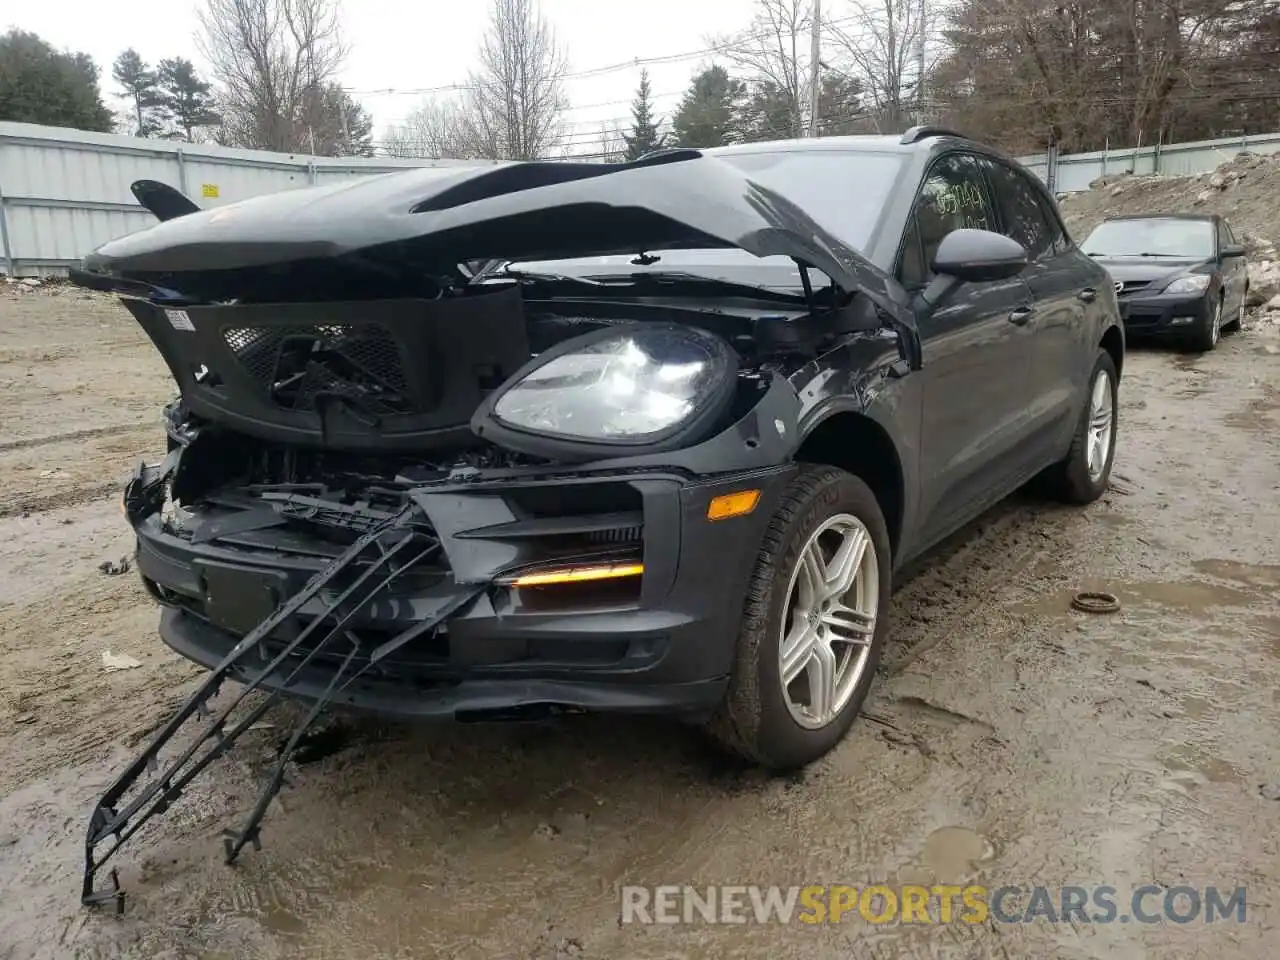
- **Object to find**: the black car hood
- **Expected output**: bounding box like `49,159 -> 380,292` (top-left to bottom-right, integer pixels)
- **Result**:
1094,256 -> 1208,286
80,150 -> 895,307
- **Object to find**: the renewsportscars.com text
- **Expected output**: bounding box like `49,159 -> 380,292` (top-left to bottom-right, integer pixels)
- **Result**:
620,884 -> 1247,926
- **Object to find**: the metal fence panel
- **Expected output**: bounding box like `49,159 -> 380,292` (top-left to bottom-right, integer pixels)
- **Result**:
5,121 -> 1280,276
0,121 -> 493,276
1015,131 -> 1280,194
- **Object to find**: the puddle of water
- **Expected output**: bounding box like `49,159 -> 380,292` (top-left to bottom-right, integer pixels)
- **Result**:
1090,511 -> 1133,530
1118,579 -> 1253,612
1179,695 -> 1214,720
1158,744 -> 1243,785
1258,616 -> 1280,658
1007,579 -> 1252,620
1192,558 -> 1280,590
898,826 -> 994,885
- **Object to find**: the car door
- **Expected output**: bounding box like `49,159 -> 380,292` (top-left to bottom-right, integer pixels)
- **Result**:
985,158 -> 1090,461
899,152 -> 1039,547
1218,219 -> 1247,318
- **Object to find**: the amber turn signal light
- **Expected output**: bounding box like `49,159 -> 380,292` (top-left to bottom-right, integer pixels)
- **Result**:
706,489 -> 761,521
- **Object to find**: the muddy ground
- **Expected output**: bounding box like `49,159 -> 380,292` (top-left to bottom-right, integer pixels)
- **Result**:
1,286 -> 1277,960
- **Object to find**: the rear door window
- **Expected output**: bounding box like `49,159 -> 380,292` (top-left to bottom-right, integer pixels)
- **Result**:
898,153 -> 1000,288
985,160 -> 1054,260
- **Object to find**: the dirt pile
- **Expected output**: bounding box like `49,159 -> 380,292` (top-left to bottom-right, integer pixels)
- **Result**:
1057,151 -> 1280,309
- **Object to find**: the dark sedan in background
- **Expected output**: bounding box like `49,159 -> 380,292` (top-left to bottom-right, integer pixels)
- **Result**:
1081,214 -> 1250,351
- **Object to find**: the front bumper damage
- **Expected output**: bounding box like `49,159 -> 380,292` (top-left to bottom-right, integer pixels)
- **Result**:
84,376 -> 802,912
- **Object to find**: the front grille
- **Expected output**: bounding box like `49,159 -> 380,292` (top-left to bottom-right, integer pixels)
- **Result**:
1116,280 -> 1151,296
222,323 -> 414,415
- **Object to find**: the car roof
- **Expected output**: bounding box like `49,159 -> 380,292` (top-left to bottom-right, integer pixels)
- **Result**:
1101,213 -> 1219,223
703,127 -> 986,159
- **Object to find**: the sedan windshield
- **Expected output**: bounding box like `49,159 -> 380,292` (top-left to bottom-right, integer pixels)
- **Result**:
507,150 -> 905,291
1082,218 -> 1215,259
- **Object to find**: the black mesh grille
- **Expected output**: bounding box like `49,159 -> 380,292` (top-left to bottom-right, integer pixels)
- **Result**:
222,323 -> 414,416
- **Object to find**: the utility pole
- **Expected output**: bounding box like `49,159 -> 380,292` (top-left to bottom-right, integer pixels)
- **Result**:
807,0 -> 822,137
916,0 -> 927,122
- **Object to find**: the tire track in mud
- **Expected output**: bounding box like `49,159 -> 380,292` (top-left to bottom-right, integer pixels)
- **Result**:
0,421 -> 147,454
881,496 -> 1063,675
0,480 -> 126,519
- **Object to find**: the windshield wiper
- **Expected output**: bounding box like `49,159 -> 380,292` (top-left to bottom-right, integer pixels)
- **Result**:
506,268 -> 810,303
1088,252 -> 1191,258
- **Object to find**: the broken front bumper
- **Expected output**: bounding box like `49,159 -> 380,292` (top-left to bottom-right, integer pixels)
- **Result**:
127,459 -> 797,720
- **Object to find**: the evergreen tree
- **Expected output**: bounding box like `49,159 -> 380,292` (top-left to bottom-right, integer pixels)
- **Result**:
623,68 -> 664,161
156,58 -> 221,141
111,49 -> 163,137
671,64 -> 745,148
0,29 -> 112,132
298,83 -> 375,157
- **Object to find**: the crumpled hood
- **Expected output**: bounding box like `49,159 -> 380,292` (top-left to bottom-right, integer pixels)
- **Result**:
81,150 -> 892,301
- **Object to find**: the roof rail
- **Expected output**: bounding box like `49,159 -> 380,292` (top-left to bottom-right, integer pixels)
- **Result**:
900,125 -> 968,145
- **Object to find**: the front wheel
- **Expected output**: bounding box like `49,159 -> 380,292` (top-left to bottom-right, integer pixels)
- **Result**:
1224,286 -> 1247,332
705,467 -> 891,770
1190,295 -> 1222,351
1045,350 -> 1118,504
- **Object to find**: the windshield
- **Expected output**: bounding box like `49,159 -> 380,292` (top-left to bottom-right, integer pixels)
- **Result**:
507,150 -> 905,291
1082,219 -> 1215,259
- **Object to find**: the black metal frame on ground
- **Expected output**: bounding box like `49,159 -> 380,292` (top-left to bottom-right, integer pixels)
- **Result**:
81,501 -> 484,913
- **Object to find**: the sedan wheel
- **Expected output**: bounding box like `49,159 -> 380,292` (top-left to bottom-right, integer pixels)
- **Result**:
1192,297 -> 1222,351
778,514 -> 878,729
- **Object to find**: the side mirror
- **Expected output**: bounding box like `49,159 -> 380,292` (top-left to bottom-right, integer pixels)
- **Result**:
1220,243 -> 1247,259
916,229 -> 1029,311
932,229 -> 1029,283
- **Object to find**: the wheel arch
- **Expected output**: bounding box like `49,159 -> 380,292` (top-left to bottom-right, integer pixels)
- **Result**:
1100,324 -> 1124,380
793,411 -> 905,557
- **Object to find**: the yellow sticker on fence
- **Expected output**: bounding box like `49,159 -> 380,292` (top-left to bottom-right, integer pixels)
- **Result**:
201,183 -> 219,198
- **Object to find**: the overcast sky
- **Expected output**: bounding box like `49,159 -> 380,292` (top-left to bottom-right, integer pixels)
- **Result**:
9,0 -> 767,152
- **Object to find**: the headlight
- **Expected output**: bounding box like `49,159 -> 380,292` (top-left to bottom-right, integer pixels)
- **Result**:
1163,274 -> 1210,295
472,323 -> 737,458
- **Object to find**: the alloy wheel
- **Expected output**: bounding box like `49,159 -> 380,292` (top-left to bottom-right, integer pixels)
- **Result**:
1085,369 -> 1115,483
778,514 -> 878,730
1210,299 -> 1222,346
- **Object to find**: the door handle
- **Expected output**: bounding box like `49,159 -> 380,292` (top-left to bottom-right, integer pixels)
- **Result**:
1078,287 -> 1097,303
1008,305 -> 1035,325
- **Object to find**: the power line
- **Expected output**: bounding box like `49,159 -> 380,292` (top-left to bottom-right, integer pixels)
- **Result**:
344,13 -> 867,100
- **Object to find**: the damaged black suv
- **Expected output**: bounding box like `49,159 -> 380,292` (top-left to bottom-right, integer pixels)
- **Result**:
74,127 -> 1123,773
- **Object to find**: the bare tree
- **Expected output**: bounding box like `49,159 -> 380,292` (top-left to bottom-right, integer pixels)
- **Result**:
931,0 -> 1246,154
595,119 -> 627,162
463,0 -> 568,160
197,0 -> 348,152
381,97 -> 476,158
826,0 -> 933,132
716,0 -> 812,138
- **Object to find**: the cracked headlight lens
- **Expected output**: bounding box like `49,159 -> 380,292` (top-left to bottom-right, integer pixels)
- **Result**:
491,325 -> 734,443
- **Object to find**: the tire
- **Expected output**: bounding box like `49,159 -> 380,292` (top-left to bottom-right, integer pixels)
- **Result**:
1224,286 -> 1247,332
1046,350 -> 1118,505
704,466 -> 892,770
1189,294 -> 1222,351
